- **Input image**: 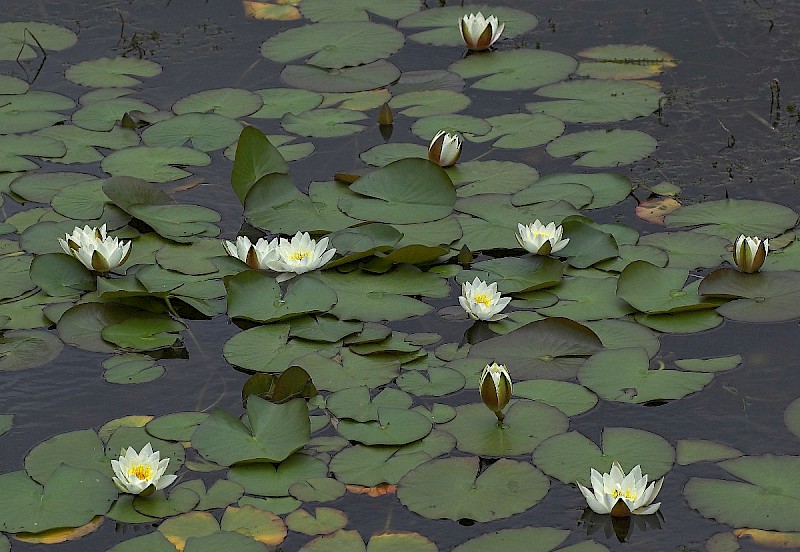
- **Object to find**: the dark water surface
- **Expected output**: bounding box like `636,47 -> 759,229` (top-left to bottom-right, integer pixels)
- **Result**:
2,0 -> 800,550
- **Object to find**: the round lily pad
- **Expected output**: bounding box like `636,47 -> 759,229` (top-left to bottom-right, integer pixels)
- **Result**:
228,453 -> 328,496
546,129 -> 657,167
440,401 -> 568,456
0,22 -> 77,61
286,507 -> 347,536
142,113 -> 242,151
262,22 -> 404,69
399,5 -> 537,47
281,108 -> 367,138
0,329 -> 63,372
450,49 -> 577,91
65,57 -> 162,87
281,61 -> 401,93
337,408 -> 432,446
172,88 -> 263,118
699,268 -> 800,322
453,527 -> 609,552
220,505 -> 287,546
398,456 -> 549,522
251,88 -> 323,118
532,427 -> 674,485
513,380 -> 598,416
0,91 -> 72,133
676,439 -> 742,465
665,199 -> 798,239
468,113 -> 565,149
301,0 -> 420,22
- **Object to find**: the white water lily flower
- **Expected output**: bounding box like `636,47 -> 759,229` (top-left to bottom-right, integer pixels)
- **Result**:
733,235 -> 768,273
459,277 -> 510,321
58,224 -> 131,273
479,362 -> 512,414
265,231 -> 336,282
516,220 -> 569,255
111,443 -> 177,495
428,130 -> 462,167
223,235 -> 278,269
459,12 -> 505,51
578,462 -> 664,517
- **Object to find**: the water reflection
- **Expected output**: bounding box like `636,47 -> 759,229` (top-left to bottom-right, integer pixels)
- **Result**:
580,508 -> 664,543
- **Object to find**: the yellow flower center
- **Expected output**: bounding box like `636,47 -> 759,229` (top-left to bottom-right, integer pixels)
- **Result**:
611,487 -> 637,501
290,251 -> 310,261
128,464 -> 153,481
531,231 -> 551,239
474,293 -> 492,307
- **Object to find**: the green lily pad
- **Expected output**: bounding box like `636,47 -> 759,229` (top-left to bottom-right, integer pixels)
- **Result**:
411,114 -> 491,141
537,276 -> 634,321
107,532 -> 175,551
173,88 -> 263,118
699,268 -> 800,322
262,22 -> 403,69
100,317 -> 185,351
389,90 -> 470,117
65,57 -> 162,87
326,387 -> 411,421
286,507 -> 347,536
450,50 -> 577,91
103,353 -> 165,384
0,75 -> 28,94
674,355 -> 742,373
528,79 -> 663,123
577,347 -> 714,403
132,485 -> 200,518
557,220 -> 620,268
0,414 -> 12,436
228,453 -> 328,496
338,158 -> 455,224
299,530 -> 365,552
511,181 -> 593,209
665,199 -> 798,239
251,88 -> 323,118
192,397 -> 311,465
146,411 -> 208,442
515,173 -> 631,210
301,0 -> 420,22
396,367 -> 465,397
459,256 -> 564,294
142,113 -> 242,152
72,97 -> 157,131
453,527 -> 610,552
468,113 -> 564,149
281,61 -> 401,93
289,478 -> 346,503
226,271 -> 337,323
337,407 -> 432,446
684,455 -> 800,531
36,125 -> 140,164
0,134 -> 66,172
634,310 -> 723,333
399,5 -> 537,47
0,22 -> 78,61
787,398 -> 800,440
157,511 -> 219,547
532,427 -> 674,485
441,401 -> 568,456
637,231 -> 729,270
547,129 -> 657,167
290,316 -> 362,343
282,108 -> 367,138
398,456 -> 548,522
220,504 -> 287,545
330,438 -> 437,486
231,126 -> 289,204
101,146 -> 211,182
618,261 -> 722,313
0,465 -> 117,533
469,317 -> 603,381
446,160 -> 539,197
513,380 -> 598,416
583,319 -> 660,358
676,439 -> 742,465
0,91 -> 72,133
24,429 -> 110,483
0,329 -> 63,372
291,349 -> 402,392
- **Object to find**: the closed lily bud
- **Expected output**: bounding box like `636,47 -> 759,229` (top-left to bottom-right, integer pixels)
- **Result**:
732,235 -> 768,273
480,363 -> 512,415
428,130 -> 462,167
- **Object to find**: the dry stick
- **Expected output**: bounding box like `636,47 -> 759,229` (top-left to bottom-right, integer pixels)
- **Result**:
16,28 -> 48,85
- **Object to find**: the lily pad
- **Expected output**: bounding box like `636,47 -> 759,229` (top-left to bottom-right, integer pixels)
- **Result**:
0,134 -> 66,172
665,199 -> 798,239
513,380 -> 598,416
399,5 -> 537,47
142,113 -> 242,151
72,98 -> 157,131
103,354 -> 165,384
36,125 -> 140,164
227,271 -> 337,323
528,79 -> 663,123
301,0 -> 420,22
228,453 -> 328,496
547,129 -> 657,167
337,408 -> 432,446
191,397 -> 311,465
577,347 -> 714,403
618,261 -> 721,313
251,88 -> 323,118
676,439 -> 742,465
220,504 -> 287,545
637,231 -> 729,270
173,88 -> 263,118
65,57 -> 162,87
532,427 -> 674,485
282,108 -> 367,138
231,126 -> 289,204
390,90 -> 470,117
262,22 -> 404,69
449,50 -> 577,91
441,401 -> 569,456
684,455 -> 800,531
468,113 -> 565,149
0,329 -> 63,372
0,22 -> 78,61
515,172 -> 632,210
453,527 -> 610,552
0,91 -> 72,133
699,268 -> 800,322
101,146 -> 211,182
460,256 -> 564,294
281,61 -> 401,93
398,456 -> 548,522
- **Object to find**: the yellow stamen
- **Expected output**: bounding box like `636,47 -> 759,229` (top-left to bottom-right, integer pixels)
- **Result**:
474,293 -> 492,307
612,487 -> 637,501
129,464 -> 153,480
290,251 -> 310,261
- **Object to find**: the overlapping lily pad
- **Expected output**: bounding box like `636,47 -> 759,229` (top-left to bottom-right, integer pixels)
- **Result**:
0,22 -> 77,61
65,57 -> 162,87
547,129 -> 657,167
450,50 -> 577,91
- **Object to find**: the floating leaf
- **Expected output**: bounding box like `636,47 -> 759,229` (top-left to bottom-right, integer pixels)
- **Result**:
220,504 -> 287,545
637,231 -> 729,270
142,113 -> 242,151
0,134 -> 65,172
0,91 -> 72,133
337,408 -> 433,446
699,268 -> 800,322
251,88 -> 323,119
453,527 -> 609,552
36,125 -> 140,164
102,353 -> 165,384
227,271 -> 337,323
0,329 -> 63,372
301,0 -> 420,22
281,61 -> 401,93
578,347 -> 714,403
389,90 -> 470,117
398,456 -> 548,522
65,57 -> 162,87
513,380 -> 598,416
173,88 -> 263,118
281,108 -> 367,138
468,113 -> 564,149
547,129 -> 657,167
450,50 -> 577,91
0,22 -> 77,61
532,427 -> 674,485
286,507 -> 347,536
102,146 -> 211,182
674,355 -> 742,373
228,454 -> 328,496
262,22 -> 404,69
665,199 -> 798,239
618,261 -> 721,313
676,439 -> 742,465
231,126 -> 289,204
399,5 -> 537,46
24,429 -> 110,483
72,97 -> 157,131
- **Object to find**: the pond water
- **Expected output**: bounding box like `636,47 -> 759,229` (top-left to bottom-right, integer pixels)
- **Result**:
1,0 -> 800,550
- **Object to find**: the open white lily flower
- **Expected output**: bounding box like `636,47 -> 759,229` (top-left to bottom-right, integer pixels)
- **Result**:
428,130 -> 462,167
578,462 -> 664,517
111,443 -> 177,495
58,224 -> 131,273
733,235 -> 768,273
459,12 -> 505,51
265,231 -> 336,282
459,277 -> 510,321
479,362 -> 512,415
223,236 -> 278,270
516,220 -> 569,255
